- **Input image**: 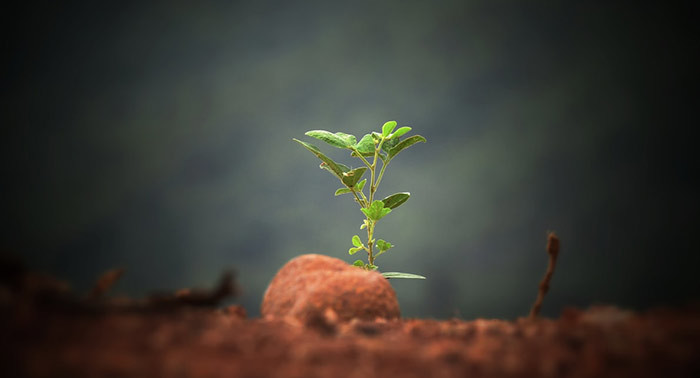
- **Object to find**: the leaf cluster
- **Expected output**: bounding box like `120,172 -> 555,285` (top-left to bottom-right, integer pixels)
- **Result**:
294,121 -> 426,280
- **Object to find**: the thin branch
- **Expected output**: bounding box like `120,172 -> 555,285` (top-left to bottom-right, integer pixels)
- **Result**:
351,190 -> 366,208
374,160 -> 389,189
350,147 -> 373,169
87,268 -> 125,300
529,232 -> 560,319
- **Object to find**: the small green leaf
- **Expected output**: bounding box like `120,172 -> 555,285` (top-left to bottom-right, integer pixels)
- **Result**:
348,247 -> 362,255
354,134 -> 375,156
352,235 -> 362,247
387,135 -> 427,160
375,239 -> 394,258
390,126 -> 411,139
360,220 -> 367,230
367,264 -> 378,271
294,139 -> 347,179
376,240 -> 384,250
353,260 -> 365,267
360,208 -> 371,219
305,130 -> 352,149
382,121 -> 397,137
335,188 -> 352,196
381,136 -> 400,154
371,200 -> 385,210
380,209 -> 391,220
361,200 -> 392,221
381,192 -> 410,210
341,167 -> 367,188
376,239 -> 394,252
381,272 -> 426,279
355,178 -> 367,191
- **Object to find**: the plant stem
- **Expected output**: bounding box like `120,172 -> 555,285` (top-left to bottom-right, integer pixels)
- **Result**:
374,160 -> 389,189
358,190 -> 368,204
366,220 -> 375,266
351,147 -> 373,170
366,152 -> 377,266
364,138 -> 389,268
358,137 -> 389,269
369,163 -> 376,203
351,190 -> 366,208
369,138 -> 384,204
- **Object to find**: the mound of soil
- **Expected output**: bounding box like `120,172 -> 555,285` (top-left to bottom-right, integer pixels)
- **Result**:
262,254 -> 400,322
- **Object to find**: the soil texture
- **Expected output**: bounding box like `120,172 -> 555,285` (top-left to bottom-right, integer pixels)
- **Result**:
2,256 -> 699,377
5,303 -> 700,377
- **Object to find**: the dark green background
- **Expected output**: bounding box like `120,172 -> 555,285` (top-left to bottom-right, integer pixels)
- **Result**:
3,1 -> 697,319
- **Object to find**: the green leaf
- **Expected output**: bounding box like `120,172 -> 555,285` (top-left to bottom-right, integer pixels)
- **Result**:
352,235 -> 362,247
334,132 -> 357,147
376,239 -> 393,252
320,161 -> 350,178
387,135 -> 427,160
354,134 -> 375,156
361,200 -> 392,221
381,272 -> 426,280
335,188 -> 352,196
367,264 -> 378,271
348,247 -> 362,255
305,130 -> 354,149
381,135 -> 400,154
360,208 -> 371,219
353,260 -> 365,267
390,126 -> 411,139
355,178 -> 367,191
294,139 -> 348,179
381,192 -> 410,210
382,121 -> 397,137
380,208 -> 391,220
341,167 -> 367,188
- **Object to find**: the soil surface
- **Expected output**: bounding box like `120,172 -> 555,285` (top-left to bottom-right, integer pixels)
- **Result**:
4,303 -> 700,377
2,258 -> 699,377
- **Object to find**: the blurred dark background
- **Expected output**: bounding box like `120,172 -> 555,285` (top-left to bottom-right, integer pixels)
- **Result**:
2,0 -> 698,319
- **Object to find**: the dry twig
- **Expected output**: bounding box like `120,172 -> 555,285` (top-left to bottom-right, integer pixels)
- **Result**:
87,268 -> 125,300
147,271 -> 238,308
529,232 -> 560,318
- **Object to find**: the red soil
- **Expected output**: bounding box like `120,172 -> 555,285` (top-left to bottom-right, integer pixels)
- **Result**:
2,255 -> 699,377
5,304 -> 700,378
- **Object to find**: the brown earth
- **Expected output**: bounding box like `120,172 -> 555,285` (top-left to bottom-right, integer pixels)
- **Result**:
2,256 -> 700,377
4,301 -> 700,377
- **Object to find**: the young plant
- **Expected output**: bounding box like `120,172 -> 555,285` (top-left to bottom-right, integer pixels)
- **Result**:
294,121 -> 426,280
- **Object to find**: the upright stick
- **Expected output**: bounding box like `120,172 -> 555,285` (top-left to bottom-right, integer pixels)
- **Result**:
529,232 -> 560,318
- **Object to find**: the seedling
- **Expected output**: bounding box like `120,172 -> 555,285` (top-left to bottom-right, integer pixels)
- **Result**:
294,121 -> 426,280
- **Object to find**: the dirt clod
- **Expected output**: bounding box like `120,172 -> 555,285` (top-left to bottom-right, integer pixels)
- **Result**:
261,254 -> 400,322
